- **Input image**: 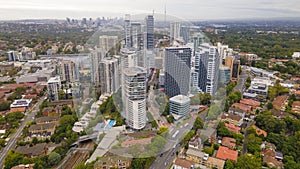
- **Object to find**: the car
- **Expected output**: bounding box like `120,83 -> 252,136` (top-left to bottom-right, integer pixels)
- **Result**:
160,153 -> 163,157
203,153 -> 209,161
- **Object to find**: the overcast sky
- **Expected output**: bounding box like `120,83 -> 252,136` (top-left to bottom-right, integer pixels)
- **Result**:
0,0 -> 300,20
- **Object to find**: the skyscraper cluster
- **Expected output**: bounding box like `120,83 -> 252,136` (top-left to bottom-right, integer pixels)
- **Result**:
88,13 -> 241,129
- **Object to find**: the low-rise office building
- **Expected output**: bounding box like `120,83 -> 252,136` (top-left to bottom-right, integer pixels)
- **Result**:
169,95 -> 190,120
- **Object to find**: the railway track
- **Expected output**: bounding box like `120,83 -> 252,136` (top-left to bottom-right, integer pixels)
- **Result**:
61,141 -> 95,169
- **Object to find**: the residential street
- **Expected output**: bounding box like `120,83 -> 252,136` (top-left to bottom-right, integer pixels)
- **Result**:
0,96 -> 46,168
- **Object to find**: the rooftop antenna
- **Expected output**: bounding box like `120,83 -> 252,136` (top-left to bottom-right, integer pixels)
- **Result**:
153,9 -> 154,16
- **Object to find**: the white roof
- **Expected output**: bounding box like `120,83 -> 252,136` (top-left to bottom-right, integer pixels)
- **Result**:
170,95 -> 190,104
47,76 -> 60,83
10,99 -> 32,108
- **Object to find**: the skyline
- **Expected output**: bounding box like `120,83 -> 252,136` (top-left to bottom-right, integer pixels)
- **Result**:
1,0 -> 300,20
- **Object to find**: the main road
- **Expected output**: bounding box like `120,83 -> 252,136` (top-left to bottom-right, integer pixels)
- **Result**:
149,110 -> 208,169
0,96 -> 46,168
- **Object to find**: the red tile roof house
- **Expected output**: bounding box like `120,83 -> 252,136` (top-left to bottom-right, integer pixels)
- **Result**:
240,99 -> 261,110
252,125 -> 267,137
216,146 -> 238,162
232,103 -> 252,114
9,107 -> 27,114
225,123 -> 241,133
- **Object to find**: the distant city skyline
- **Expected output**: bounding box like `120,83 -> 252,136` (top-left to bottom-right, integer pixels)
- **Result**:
0,0 -> 300,20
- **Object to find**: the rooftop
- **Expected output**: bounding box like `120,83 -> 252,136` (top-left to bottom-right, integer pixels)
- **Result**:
216,146 -> 238,161
123,67 -> 147,76
206,157 -> 225,168
174,158 -> 195,169
15,143 -> 56,157
252,125 -> 267,137
10,99 -> 32,108
221,137 -> 236,149
35,116 -> 59,124
186,148 -> 205,158
170,94 -> 190,104
232,103 -> 251,112
221,113 -> 243,122
240,99 -> 260,107
29,123 -> 56,131
47,76 -> 60,84
10,107 -> 26,113
272,95 -> 289,111
225,123 -> 241,133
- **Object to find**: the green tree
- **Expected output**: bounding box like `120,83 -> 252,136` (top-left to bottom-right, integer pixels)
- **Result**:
235,155 -> 262,169
157,126 -> 168,135
4,151 -> 24,169
58,90 -> 66,100
0,101 -> 10,111
162,102 -> 170,116
193,117 -> 204,131
48,152 -> 61,166
167,115 -> 175,123
225,160 -> 236,169
267,102 -> 273,110
246,134 -> 262,154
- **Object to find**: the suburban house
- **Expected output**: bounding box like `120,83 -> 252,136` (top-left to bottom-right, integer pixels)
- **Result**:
225,123 -> 241,133
221,137 -> 236,150
221,113 -> 243,127
173,158 -> 195,169
15,143 -> 57,158
216,146 -> 238,162
272,95 -> 289,111
261,148 -> 283,169
35,116 -> 59,125
252,125 -> 267,137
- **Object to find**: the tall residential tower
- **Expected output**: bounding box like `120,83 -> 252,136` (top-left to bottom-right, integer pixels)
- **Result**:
123,67 -> 147,130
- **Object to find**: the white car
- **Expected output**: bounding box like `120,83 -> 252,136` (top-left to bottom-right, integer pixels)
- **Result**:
203,153 -> 209,161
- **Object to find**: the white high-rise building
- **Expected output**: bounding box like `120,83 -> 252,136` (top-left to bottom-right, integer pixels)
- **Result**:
131,22 -> 143,50
217,42 -> 234,64
170,22 -> 181,43
99,35 -> 118,56
47,76 -> 61,101
59,61 -> 76,82
125,14 -> 131,48
123,67 -> 147,130
195,43 -> 220,95
99,58 -> 120,95
7,51 -> 18,61
18,47 -> 36,61
145,50 -> 155,76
